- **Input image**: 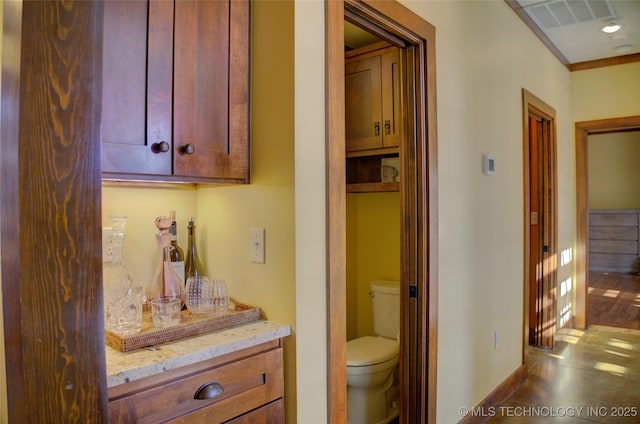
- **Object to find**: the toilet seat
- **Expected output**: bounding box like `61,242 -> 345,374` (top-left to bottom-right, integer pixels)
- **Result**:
347,336 -> 399,374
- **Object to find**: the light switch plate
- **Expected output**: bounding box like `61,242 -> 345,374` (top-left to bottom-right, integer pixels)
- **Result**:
102,227 -> 113,263
250,227 -> 265,264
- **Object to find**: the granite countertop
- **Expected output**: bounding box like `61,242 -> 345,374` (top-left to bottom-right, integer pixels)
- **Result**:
105,320 -> 291,388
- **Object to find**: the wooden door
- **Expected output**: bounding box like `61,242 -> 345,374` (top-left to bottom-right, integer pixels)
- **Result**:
528,116 -> 542,344
524,90 -> 557,350
101,0 -> 173,176
173,0 -> 250,181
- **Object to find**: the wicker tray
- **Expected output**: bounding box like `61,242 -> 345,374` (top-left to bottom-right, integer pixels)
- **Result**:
105,300 -> 262,352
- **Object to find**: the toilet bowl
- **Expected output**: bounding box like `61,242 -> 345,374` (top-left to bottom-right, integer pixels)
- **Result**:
346,280 -> 400,424
347,336 -> 399,424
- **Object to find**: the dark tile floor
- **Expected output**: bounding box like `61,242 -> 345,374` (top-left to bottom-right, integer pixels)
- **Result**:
487,327 -> 640,423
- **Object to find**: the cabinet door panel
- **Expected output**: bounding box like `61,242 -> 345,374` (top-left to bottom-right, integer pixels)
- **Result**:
173,0 -> 248,180
345,55 -> 382,151
102,0 -> 173,176
380,48 -> 402,148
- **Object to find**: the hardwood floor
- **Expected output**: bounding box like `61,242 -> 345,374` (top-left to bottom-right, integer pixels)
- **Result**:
487,327 -> 640,423
588,271 -> 640,330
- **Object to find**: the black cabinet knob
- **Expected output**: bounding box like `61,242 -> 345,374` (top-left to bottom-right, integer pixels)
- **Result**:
183,143 -> 195,155
151,141 -> 170,153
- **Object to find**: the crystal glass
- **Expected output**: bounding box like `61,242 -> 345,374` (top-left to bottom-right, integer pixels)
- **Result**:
185,275 -> 215,315
150,297 -> 181,328
104,285 -> 143,335
103,214 -> 143,335
211,279 -> 230,316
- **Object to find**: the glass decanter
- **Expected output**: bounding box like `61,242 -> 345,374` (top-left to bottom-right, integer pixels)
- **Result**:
145,215 -> 186,307
103,214 -> 143,335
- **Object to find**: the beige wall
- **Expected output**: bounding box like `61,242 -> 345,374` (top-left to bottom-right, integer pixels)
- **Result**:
571,62 -> 640,122
294,0 -> 328,421
390,1 -> 573,421
588,131 -> 640,209
103,1 -> 297,422
346,192 -> 401,340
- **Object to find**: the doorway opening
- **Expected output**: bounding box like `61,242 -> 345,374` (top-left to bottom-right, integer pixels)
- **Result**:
522,89 -> 558,351
326,1 -> 438,422
575,115 -> 640,330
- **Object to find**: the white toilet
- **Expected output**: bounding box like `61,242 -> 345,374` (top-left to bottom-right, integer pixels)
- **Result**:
346,280 -> 400,424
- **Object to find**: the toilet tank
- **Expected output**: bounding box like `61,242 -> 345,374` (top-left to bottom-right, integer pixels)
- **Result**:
371,280 -> 400,339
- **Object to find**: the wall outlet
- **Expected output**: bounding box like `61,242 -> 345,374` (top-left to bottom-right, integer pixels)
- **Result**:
250,227 -> 265,264
494,330 -> 500,349
102,227 -> 113,263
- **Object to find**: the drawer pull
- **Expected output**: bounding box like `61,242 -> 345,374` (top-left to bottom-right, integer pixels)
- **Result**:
194,382 -> 224,400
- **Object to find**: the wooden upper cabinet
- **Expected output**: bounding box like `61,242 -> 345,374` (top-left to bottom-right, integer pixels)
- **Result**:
345,43 -> 402,153
101,0 -> 250,183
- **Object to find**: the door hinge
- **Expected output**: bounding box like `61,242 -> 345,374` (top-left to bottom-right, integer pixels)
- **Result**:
409,285 -> 417,298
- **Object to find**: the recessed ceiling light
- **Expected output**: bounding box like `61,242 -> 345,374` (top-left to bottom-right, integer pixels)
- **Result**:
601,22 -> 622,34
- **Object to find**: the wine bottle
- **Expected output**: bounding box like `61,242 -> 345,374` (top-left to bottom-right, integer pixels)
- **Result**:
169,218 -> 185,284
185,217 -> 204,280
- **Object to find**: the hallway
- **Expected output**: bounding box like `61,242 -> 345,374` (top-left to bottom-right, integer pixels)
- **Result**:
487,327 -> 640,423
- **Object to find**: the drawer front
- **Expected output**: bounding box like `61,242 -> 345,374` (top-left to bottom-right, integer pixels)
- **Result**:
224,398 -> 284,424
110,348 -> 283,423
590,212 -> 638,227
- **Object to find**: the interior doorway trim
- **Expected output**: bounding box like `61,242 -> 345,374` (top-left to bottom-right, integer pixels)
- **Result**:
574,115 -> 640,329
326,1 -> 438,422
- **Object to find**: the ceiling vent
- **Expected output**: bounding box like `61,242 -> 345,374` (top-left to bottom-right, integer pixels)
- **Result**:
524,0 -> 617,29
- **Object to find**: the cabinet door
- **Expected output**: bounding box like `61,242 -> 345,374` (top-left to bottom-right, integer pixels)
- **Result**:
345,55 -> 383,151
173,0 -> 250,181
102,0 -> 173,176
380,48 -> 402,148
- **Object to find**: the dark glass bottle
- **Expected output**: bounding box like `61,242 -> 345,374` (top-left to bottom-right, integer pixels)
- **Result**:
169,219 -> 185,284
185,217 -> 204,280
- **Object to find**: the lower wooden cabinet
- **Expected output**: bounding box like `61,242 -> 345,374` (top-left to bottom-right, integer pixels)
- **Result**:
108,340 -> 284,423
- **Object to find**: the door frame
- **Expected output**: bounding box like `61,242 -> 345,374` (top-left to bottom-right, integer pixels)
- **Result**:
574,115 -> 640,329
326,1 -> 438,422
522,89 -> 558,353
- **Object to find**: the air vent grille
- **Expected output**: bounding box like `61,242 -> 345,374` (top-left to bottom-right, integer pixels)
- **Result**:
525,0 -> 616,29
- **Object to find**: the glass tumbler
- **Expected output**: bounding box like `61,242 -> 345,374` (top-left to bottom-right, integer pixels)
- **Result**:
211,279 -> 230,316
185,275 -> 215,315
104,285 -> 143,335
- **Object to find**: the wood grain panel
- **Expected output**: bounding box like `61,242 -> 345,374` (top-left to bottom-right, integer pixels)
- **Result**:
589,240 -> 638,254
589,253 -> 639,269
2,1 -> 108,421
588,210 -> 640,273
110,348 -> 283,423
590,226 -> 638,241
590,212 -> 638,227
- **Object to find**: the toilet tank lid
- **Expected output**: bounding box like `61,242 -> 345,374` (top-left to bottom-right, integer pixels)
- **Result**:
370,280 -> 400,294
346,336 -> 399,366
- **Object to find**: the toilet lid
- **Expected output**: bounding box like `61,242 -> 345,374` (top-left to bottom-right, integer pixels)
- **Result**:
346,336 -> 399,366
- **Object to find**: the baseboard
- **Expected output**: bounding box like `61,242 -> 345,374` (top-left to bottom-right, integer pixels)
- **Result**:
458,364 -> 527,424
